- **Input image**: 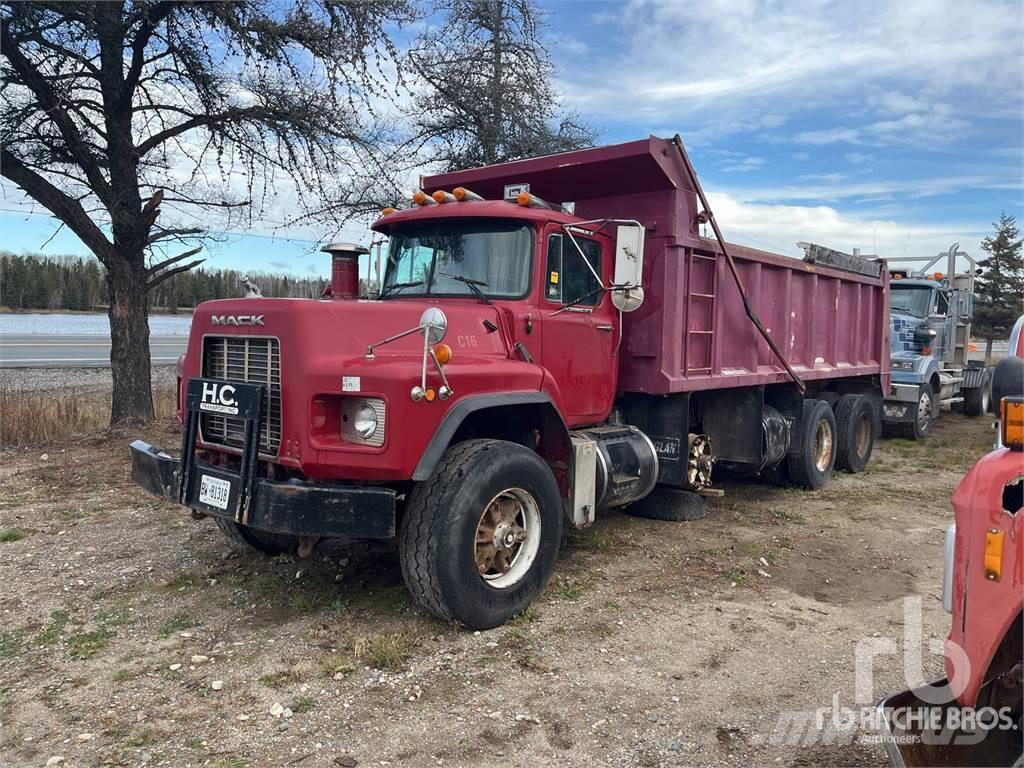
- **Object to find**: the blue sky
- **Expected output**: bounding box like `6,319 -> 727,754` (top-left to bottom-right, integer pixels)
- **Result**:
2,0 -> 1021,276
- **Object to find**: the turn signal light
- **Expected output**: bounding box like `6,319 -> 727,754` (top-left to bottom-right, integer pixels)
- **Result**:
432,190 -> 458,203
984,529 -> 1004,581
1000,397 -> 1024,450
433,343 -> 452,365
453,187 -> 483,202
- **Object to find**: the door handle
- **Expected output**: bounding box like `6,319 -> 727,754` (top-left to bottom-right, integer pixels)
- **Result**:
595,323 -> 614,332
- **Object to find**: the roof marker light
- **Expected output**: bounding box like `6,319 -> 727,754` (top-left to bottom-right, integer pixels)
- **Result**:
412,190 -> 437,206
517,191 -> 554,210
453,187 -> 484,202
380,207 -> 397,216
432,190 -> 458,204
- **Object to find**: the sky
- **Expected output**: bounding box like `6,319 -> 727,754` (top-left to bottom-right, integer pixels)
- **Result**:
2,0 -> 1022,278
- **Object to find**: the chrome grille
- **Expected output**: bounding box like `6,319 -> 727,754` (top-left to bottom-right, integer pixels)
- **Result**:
201,336 -> 281,454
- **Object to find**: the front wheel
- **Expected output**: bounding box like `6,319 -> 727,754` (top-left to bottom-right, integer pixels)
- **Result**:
399,439 -> 562,629
902,382 -> 936,440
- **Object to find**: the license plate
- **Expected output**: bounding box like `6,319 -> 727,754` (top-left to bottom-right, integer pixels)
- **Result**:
198,474 -> 231,510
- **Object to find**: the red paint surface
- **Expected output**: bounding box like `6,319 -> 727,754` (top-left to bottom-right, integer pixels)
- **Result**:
947,447 -> 1024,706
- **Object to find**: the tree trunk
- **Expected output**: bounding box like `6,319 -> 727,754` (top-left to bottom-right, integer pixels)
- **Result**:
107,257 -> 154,424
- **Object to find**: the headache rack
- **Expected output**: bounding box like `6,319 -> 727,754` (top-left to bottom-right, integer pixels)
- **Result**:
200,335 -> 282,454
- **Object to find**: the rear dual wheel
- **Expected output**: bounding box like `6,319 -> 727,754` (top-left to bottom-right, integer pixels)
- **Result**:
787,399 -> 837,489
835,394 -> 876,473
399,439 -> 562,629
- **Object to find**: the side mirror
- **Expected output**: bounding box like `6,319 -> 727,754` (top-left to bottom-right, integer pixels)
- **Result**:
612,224 -> 646,312
419,307 -> 447,343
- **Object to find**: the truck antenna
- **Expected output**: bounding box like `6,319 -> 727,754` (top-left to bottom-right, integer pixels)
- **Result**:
670,135 -> 806,394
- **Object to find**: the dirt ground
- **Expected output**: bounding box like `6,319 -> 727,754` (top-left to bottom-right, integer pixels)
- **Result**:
0,412 -> 997,768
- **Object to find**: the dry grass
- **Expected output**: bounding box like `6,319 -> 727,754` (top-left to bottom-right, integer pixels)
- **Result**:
0,385 -> 176,447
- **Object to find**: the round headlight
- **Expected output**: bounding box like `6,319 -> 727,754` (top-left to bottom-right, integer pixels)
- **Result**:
354,403 -> 377,438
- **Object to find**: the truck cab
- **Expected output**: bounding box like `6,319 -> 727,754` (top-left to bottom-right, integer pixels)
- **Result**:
883,245 -> 992,439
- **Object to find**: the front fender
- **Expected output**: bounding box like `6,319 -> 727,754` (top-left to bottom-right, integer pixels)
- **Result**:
412,392 -> 569,481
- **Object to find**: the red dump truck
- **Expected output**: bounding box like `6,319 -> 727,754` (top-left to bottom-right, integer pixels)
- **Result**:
130,135 -> 890,628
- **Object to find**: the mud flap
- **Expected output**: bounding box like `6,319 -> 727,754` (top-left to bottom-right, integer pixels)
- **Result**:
877,681 -> 1022,767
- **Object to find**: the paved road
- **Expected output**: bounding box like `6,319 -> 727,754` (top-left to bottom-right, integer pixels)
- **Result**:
0,334 -> 188,368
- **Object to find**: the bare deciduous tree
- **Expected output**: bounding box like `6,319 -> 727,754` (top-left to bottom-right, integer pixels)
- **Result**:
408,0 -> 595,171
1,1 -> 413,423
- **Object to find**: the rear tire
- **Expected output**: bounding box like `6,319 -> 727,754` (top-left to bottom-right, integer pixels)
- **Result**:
624,487 -> 707,521
214,517 -> 296,555
835,394 -> 876,473
902,382 -> 935,440
962,370 -> 991,417
787,399 -> 837,489
399,439 -> 562,629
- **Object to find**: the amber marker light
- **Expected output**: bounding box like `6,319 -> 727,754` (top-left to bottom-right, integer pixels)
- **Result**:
424,387 -> 437,402
1000,397 -> 1024,449
453,187 -> 483,202
381,207 -> 397,216
984,529 -> 1005,581
412,190 -> 437,206
432,190 -> 458,203
433,343 -> 452,365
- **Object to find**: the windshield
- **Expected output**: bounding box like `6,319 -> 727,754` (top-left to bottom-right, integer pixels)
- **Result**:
381,219 -> 532,299
891,285 -> 934,318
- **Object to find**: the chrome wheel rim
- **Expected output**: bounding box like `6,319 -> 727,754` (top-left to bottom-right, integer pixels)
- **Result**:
474,488 -> 541,590
918,391 -> 933,430
813,419 -> 834,473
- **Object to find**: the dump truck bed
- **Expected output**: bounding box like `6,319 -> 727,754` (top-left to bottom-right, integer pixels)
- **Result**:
424,136 -> 890,396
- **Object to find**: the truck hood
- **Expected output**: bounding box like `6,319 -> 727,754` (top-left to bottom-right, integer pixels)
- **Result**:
189,297 -> 513,363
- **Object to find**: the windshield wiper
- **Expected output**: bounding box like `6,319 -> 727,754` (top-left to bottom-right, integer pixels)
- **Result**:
439,272 -> 492,304
379,280 -> 423,298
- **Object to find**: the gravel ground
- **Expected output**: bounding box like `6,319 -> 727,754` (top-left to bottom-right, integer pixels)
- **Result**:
0,366 -> 177,394
0,413 -> 998,768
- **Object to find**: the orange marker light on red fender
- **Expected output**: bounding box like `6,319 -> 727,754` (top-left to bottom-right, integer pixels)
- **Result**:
433,344 -> 452,365
1000,397 -> 1024,449
424,388 -> 436,402
984,529 -> 1004,581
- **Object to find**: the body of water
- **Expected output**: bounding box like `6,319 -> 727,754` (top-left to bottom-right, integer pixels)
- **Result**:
0,312 -> 193,336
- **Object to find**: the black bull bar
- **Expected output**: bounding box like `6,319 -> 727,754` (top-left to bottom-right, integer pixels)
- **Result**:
129,377 -> 396,539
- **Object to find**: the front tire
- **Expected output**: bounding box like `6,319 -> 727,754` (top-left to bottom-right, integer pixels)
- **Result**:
399,439 -> 562,629
787,399 -> 837,489
902,382 -> 935,440
835,394 -> 876,473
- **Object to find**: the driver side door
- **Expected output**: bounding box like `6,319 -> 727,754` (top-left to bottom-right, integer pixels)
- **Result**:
538,230 -> 618,427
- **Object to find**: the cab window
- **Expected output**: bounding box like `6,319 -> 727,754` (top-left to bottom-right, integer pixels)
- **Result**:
546,234 -> 602,307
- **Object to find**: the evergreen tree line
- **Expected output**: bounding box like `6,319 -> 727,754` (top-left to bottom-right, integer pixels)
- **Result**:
0,252 -> 327,312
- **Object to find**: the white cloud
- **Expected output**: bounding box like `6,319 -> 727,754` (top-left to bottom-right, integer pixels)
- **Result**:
845,152 -> 873,164
564,0 -> 1022,145
707,191 -> 989,263
721,174 -> 1020,205
721,156 -> 766,173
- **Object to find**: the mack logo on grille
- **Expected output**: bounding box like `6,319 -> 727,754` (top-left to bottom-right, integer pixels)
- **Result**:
211,314 -> 265,327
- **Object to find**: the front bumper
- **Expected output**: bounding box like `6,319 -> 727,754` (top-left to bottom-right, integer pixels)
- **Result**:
130,440 -> 397,539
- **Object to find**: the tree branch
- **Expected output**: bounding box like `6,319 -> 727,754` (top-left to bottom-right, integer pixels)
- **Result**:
0,147 -> 112,261
146,258 -> 205,291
